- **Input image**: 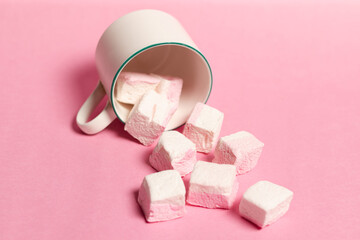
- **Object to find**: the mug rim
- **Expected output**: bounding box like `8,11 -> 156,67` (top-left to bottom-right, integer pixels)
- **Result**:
110,42 -> 213,125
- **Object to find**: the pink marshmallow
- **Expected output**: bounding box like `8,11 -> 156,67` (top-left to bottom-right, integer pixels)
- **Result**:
138,170 -> 186,222
115,72 -> 161,104
183,103 -> 224,153
213,131 -> 264,175
124,90 -> 174,146
154,75 -> 183,116
187,161 -> 238,209
149,131 -> 196,176
239,180 -> 293,228
154,75 -> 183,103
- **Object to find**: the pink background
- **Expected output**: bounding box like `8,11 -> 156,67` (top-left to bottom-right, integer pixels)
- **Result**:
1,0 -> 360,239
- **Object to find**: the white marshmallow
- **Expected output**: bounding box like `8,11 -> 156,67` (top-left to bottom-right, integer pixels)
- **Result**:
187,161 -> 238,209
154,75 -> 183,103
124,90 -> 174,146
149,131 -> 197,176
183,103 -> 224,153
138,170 -> 186,222
115,72 -> 161,104
213,131 -> 264,175
154,75 -> 183,116
239,180 -> 293,228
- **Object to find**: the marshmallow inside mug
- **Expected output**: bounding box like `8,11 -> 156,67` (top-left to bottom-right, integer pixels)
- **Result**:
111,43 -> 212,130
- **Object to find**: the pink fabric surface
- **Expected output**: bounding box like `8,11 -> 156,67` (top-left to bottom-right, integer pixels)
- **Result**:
1,0 -> 360,239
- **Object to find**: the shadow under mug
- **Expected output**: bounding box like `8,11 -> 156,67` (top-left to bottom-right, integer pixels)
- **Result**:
76,9 -> 212,134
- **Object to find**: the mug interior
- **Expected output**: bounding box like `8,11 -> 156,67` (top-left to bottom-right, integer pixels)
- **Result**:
111,43 -> 212,130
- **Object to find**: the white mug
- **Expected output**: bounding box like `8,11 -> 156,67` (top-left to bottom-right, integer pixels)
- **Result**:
76,9 -> 212,134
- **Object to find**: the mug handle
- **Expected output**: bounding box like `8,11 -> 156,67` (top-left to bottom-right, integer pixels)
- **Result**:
76,81 -> 117,134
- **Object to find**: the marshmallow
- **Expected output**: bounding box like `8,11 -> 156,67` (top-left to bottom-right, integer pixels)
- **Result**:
138,170 -> 186,222
187,161 -> 238,209
125,90 -> 174,146
213,131 -> 264,175
183,103 -> 224,153
154,75 -> 183,116
154,75 -> 183,103
115,72 -> 161,104
239,180 -> 293,228
149,131 -> 196,176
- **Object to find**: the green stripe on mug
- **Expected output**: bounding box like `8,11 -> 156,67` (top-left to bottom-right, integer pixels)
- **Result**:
77,9 -> 212,135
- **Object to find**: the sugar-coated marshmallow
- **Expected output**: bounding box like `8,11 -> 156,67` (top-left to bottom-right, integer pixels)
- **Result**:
115,72 -> 161,104
149,131 -> 196,176
183,103 -> 224,153
187,161 -> 238,209
154,75 -> 183,115
125,90 -> 174,146
138,170 -> 186,222
154,75 -> 183,103
213,131 -> 264,175
239,180 -> 293,228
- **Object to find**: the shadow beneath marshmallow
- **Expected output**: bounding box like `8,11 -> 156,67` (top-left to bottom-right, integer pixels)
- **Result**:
196,152 -> 215,162
174,125 -> 185,133
241,217 -> 263,230
132,189 -> 147,222
229,194 -> 242,221
141,147 -> 157,171
106,119 -> 138,143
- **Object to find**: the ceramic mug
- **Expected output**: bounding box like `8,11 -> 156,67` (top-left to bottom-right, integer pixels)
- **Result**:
76,9 -> 212,134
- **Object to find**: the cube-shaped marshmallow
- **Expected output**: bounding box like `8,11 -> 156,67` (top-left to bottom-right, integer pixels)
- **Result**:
149,131 -> 196,176
183,103 -> 224,153
154,75 -> 183,102
154,75 -> 183,115
115,72 -> 161,104
125,90 -> 174,146
187,161 -> 238,209
138,170 -> 186,222
213,131 -> 264,175
239,180 -> 293,228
